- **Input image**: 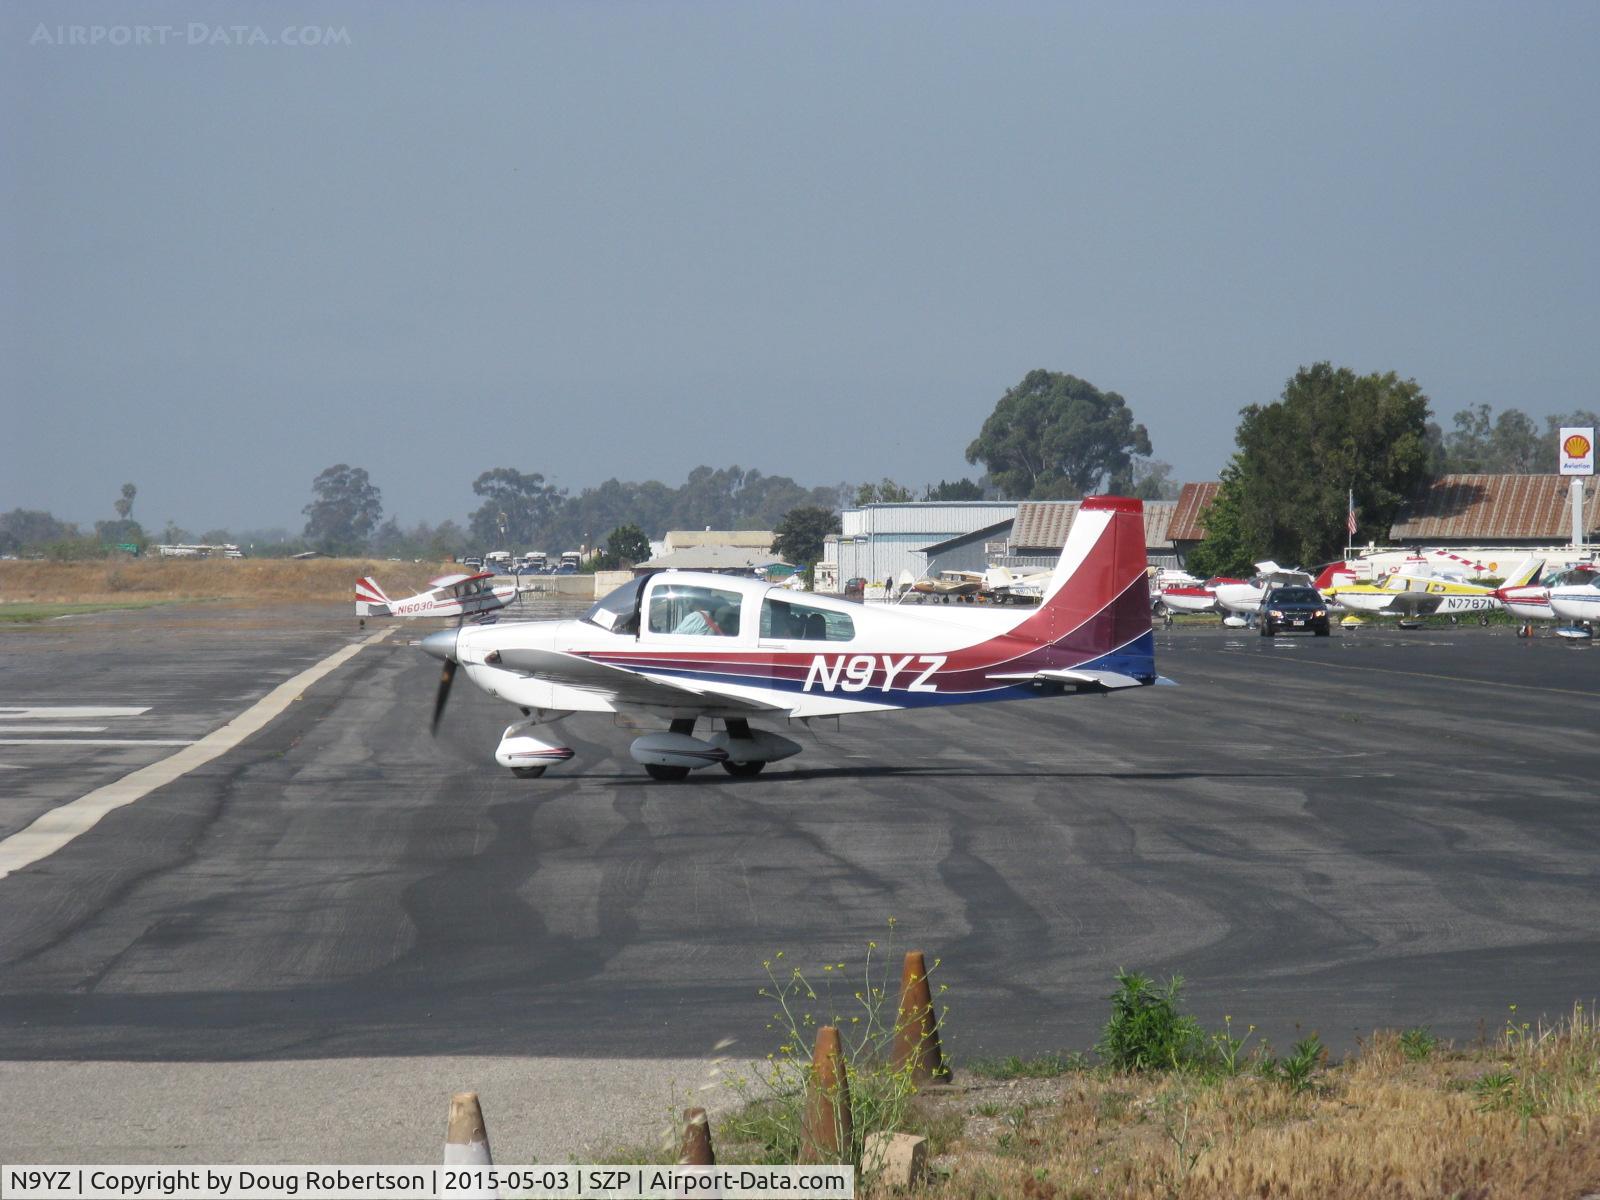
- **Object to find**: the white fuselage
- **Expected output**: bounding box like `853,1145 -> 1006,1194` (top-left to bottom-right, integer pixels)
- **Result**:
391,583 -> 517,618
1549,578 -> 1600,623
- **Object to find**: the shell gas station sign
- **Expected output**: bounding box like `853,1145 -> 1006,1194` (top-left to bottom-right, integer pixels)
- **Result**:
1560,427 -> 1595,476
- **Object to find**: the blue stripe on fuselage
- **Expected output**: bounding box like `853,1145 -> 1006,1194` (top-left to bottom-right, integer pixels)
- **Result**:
615,630 -> 1157,709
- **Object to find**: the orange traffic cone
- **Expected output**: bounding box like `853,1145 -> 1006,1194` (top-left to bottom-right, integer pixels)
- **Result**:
680,1107 -> 716,1165
890,951 -> 952,1086
798,1026 -> 852,1163
444,1092 -> 492,1165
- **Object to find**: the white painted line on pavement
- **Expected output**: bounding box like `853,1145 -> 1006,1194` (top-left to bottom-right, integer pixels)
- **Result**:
0,707 -> 152,718
0,628 -> 395,882
0,738 -> 196,746
0,726 -> 109,734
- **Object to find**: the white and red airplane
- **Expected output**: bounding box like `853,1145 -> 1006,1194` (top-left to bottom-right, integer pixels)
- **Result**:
1212,563 -> 1316,623
421,496 -> 1170,781
357,571 -> 520,620
1154,569 -> 1227,616
1497,562 -> 1598,634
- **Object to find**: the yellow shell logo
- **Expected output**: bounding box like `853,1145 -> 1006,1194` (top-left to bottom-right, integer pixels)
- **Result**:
1565,433 -> 1593,459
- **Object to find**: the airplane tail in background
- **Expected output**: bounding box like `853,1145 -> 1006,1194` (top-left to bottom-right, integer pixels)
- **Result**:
355,576 -> 391,617
995,496 -> 1157,685
1501,555 -> 1544,588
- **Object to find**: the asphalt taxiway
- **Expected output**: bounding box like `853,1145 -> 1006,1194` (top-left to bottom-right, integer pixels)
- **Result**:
2,602 -> 1597,1160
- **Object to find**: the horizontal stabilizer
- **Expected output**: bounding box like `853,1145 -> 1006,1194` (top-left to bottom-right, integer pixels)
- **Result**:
986,667 -> 1149,691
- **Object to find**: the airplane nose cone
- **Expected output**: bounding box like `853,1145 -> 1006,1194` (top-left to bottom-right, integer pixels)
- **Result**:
421,628 -> 460,663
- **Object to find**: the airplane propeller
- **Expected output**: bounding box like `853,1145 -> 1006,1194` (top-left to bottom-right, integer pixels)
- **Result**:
420,627 -> 461,735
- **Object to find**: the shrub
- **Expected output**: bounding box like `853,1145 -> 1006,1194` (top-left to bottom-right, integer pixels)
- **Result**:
1096,971 -> 1205,1072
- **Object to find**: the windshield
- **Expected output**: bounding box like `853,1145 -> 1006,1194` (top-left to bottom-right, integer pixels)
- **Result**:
1270,588 -> 1321,604
582,575 -> 650,633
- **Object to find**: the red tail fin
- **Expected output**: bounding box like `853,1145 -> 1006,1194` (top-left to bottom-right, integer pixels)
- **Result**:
1004,496 -> 1153,662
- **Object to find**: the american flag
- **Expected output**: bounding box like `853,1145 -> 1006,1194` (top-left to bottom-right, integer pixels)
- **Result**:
1346,490 -> 1358,537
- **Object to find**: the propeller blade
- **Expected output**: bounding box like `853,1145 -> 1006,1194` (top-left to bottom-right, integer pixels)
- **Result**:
431,659 -> 457,736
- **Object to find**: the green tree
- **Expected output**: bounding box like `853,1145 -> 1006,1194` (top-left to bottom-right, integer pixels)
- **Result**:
1129,457 -> 1180,501
966,370 -> 1152,499
1440,404 -> 1544,473
114,483 -> 137,521
1547,409 -> 1600,439
302,463 -> 383,555
605,523 -> 652,567
469,468 -> 565,548
923,478 -> 985,501
853,479 -> 915,505
1180,471 -> 1252,578
1194,363 -> 1431,569
772,505 -> 841,568
0,509 -> 78,555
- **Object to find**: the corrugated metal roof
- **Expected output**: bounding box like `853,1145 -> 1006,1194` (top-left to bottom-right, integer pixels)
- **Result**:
843,501 -> 1018,536
1143,500 -> 1177,550
1389,475 -> 1600,540
1168,482 -> 1221,542
1010,499 -> 1178,551
1011,502 -> 1080,551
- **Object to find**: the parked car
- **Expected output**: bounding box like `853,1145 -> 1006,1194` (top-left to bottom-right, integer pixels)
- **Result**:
842,576 -> 867,599
1258,585 -> 1330,637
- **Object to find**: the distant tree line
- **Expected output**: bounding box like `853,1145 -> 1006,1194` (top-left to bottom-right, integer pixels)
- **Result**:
14,369 -> 1588,568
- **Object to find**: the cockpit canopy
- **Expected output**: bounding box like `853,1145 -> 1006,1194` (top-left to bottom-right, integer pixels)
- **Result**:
582,573 -> 856,641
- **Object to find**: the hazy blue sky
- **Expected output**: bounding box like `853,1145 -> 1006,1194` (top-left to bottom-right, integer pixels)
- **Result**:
5,1 -> 1597,533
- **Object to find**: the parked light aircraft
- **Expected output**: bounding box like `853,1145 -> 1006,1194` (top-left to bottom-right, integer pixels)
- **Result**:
356,572 -> 519,620
1321,557 -> 1538,622
1154,570 -> 1225,616
981,565 -> 1053,604
421,496 -> 1170,781
1548,569 -> 1600,626
903,571 -> 983,602
1498,562 -> 1598,634
1213,563 -> 1316,622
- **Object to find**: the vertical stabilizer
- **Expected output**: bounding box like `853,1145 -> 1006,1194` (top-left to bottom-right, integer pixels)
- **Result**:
355,576 -> 391,617
1001,496 -> 1155,680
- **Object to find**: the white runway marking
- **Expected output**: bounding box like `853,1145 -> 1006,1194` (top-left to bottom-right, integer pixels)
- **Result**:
0,628 -> 394,882
0,738 -> 196,746
0,725 -> 109,733
0,707 -> 151,719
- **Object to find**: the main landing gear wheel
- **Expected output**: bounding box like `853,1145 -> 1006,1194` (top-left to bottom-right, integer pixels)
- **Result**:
645,763 -> 691,782
722,759 -> 766,777
511,766 -> 547,779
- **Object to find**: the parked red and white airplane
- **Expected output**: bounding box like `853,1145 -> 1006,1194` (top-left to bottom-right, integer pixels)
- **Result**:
1154,569 -> 1225,616
356,571 -> 520,620
1213,563 -> 1316,623
1497,562 -> 1598,633
421,496 -> 1171,781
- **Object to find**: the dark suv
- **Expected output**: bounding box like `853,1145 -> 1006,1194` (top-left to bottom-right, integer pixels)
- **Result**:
1259,586 -> 1330,637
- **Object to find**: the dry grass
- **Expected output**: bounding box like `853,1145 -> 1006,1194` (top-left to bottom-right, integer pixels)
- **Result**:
0,557 -> 455,606
859,1006 -> 1600,1199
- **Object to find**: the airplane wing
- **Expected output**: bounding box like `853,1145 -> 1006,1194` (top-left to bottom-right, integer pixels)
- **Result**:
488,647 -> 787,712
